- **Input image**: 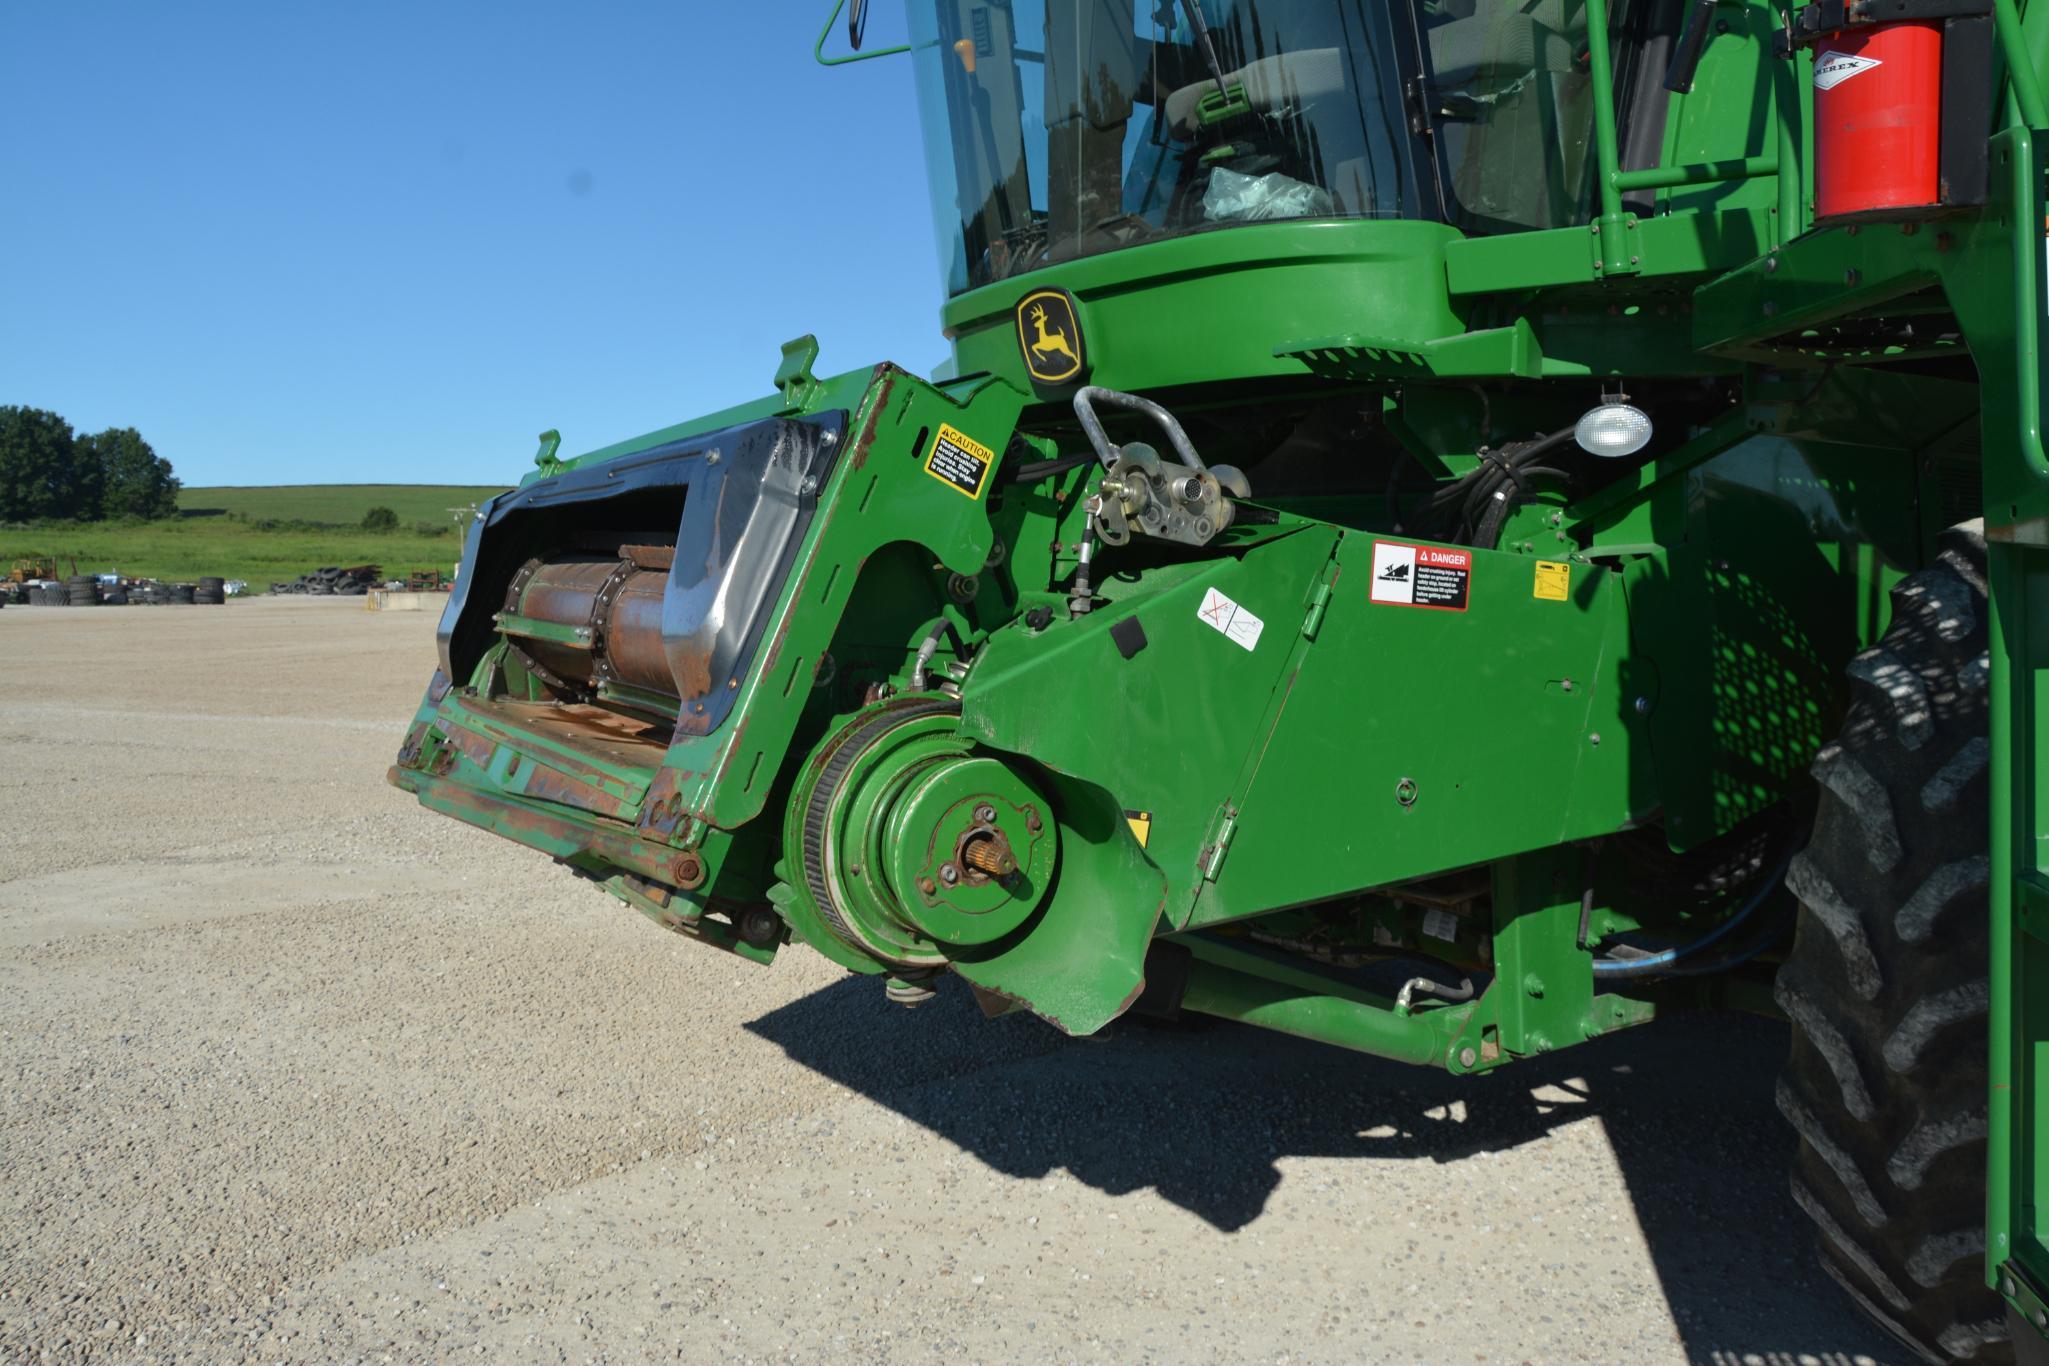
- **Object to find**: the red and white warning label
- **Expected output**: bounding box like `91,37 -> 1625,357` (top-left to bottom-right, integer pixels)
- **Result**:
1370,541 -> 1471,612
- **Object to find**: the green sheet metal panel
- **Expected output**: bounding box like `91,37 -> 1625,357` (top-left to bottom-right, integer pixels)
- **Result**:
1188,530 -> 1644,929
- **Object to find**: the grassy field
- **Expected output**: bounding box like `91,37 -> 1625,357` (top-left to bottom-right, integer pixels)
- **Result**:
3,485 -> 507,589
178,484 -> 506,525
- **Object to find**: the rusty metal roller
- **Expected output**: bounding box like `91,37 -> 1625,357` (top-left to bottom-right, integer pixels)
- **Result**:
500,546 -> 677,697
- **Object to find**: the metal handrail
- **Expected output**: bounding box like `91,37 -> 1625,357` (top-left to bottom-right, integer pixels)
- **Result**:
1579,0 -> 2049,250
813,0 -> 910,67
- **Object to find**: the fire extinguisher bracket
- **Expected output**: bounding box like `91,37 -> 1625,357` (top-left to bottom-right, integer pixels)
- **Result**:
1776,0 -> 1990,53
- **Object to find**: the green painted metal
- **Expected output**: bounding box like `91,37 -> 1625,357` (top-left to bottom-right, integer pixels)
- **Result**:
1612,153 -> 1778,194
383,0 -> 2049,1334
812,0 -> 909,65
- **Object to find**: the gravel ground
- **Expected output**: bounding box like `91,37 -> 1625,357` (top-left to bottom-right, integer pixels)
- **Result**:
0,596 -> 1901,1363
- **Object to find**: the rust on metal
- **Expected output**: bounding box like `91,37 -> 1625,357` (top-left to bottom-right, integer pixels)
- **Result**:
455,696 -> 670,775
620,544 -> 676,572
959,829 -> 1018,878
504,555 -> 678,698
521,760 -> 631,819
439,721 -> 498,773
405,769 -> 682,888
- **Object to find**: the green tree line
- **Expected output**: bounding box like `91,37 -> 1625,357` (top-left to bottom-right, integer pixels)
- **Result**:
0,406 -> 180,522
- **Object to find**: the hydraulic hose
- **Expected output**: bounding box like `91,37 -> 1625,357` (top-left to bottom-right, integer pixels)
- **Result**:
909,616 -> 968,691
1404,424 -> 1577,548
1589,851 -> 1795,980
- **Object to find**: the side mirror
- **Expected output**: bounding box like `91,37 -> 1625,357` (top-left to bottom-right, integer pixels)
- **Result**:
849,0 -> 868,51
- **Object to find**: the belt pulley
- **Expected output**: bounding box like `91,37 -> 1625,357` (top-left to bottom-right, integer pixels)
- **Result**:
788,699 -> 1058,970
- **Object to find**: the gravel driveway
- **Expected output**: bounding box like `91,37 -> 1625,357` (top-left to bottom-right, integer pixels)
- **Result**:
0,597 -> 1900,1362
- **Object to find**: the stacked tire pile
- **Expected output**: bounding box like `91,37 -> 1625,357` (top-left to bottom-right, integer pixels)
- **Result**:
270,565 -> 378,596
11,578 -> 225,606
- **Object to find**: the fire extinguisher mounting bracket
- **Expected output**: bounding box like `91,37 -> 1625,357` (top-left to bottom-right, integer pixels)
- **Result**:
1775,0 -> 1988,55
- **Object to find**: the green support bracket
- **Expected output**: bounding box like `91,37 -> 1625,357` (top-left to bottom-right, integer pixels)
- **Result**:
1489,848 -> 1600,1058
533,428 -> 563,475
774,334 -> 823,413
1998,1259 -> 2049,1337
1275,319 -> 1543,382
1592,214 -> 1643,277
1175,938 -> 1470,1069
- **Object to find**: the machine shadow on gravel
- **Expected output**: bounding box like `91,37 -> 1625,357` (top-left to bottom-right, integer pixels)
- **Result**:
748,977 -> 1898,1363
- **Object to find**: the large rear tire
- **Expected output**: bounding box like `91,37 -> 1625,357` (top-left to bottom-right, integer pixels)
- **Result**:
1778,521 -> 2005,1362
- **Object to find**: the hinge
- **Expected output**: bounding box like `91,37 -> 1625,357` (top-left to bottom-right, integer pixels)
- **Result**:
1202,805 -> 1239,881
1302,579 -> 1333,640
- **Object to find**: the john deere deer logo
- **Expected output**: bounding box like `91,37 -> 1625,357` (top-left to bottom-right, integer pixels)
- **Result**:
1027,305 -> 1074,365
1014,288 -> 1086,385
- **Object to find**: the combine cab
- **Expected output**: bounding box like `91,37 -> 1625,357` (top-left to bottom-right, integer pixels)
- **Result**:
392,1 -> 2049,1354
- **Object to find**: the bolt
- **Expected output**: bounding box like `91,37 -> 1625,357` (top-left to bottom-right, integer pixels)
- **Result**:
1844,268 -> 1862,286
2037,1309 -> 2048,1331
1589,732 -> 1602,746
1458,1046 -> 1478,1068
2001,1276 -> 2018,1298
918,876 -> 937,895
1395,777 -> 1419,807
1629,255 -> 1639,265
975,804 -> 997,823
1634,696 -> 1652,715
1523,973 -> 1546,998
940,864 -> 960,885
800,476 -> 819,495
672,853 -> 706,889
704,450 -> 721,466
1560,679 -> 1574,693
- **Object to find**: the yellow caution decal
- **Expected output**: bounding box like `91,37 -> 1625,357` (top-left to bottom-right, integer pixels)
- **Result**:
1533,560 -> 1571,601
923,423 -> 995,500
1123,809 -> 1152,848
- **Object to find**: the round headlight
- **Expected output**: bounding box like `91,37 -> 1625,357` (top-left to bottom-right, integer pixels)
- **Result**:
1573,403 -> 1653,458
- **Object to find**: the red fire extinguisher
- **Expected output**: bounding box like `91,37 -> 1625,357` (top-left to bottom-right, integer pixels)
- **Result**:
1812,20 -> 1945,220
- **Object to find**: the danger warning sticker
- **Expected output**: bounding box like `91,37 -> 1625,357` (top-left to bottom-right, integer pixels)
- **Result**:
1370,541 -> 1471,611
924,423 -> 994,500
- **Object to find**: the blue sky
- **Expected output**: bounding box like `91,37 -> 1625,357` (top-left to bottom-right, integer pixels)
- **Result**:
1,2 -> 943,488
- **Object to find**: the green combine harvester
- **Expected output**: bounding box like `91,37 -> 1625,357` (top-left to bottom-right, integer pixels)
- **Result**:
390,0 -> 2049,1354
